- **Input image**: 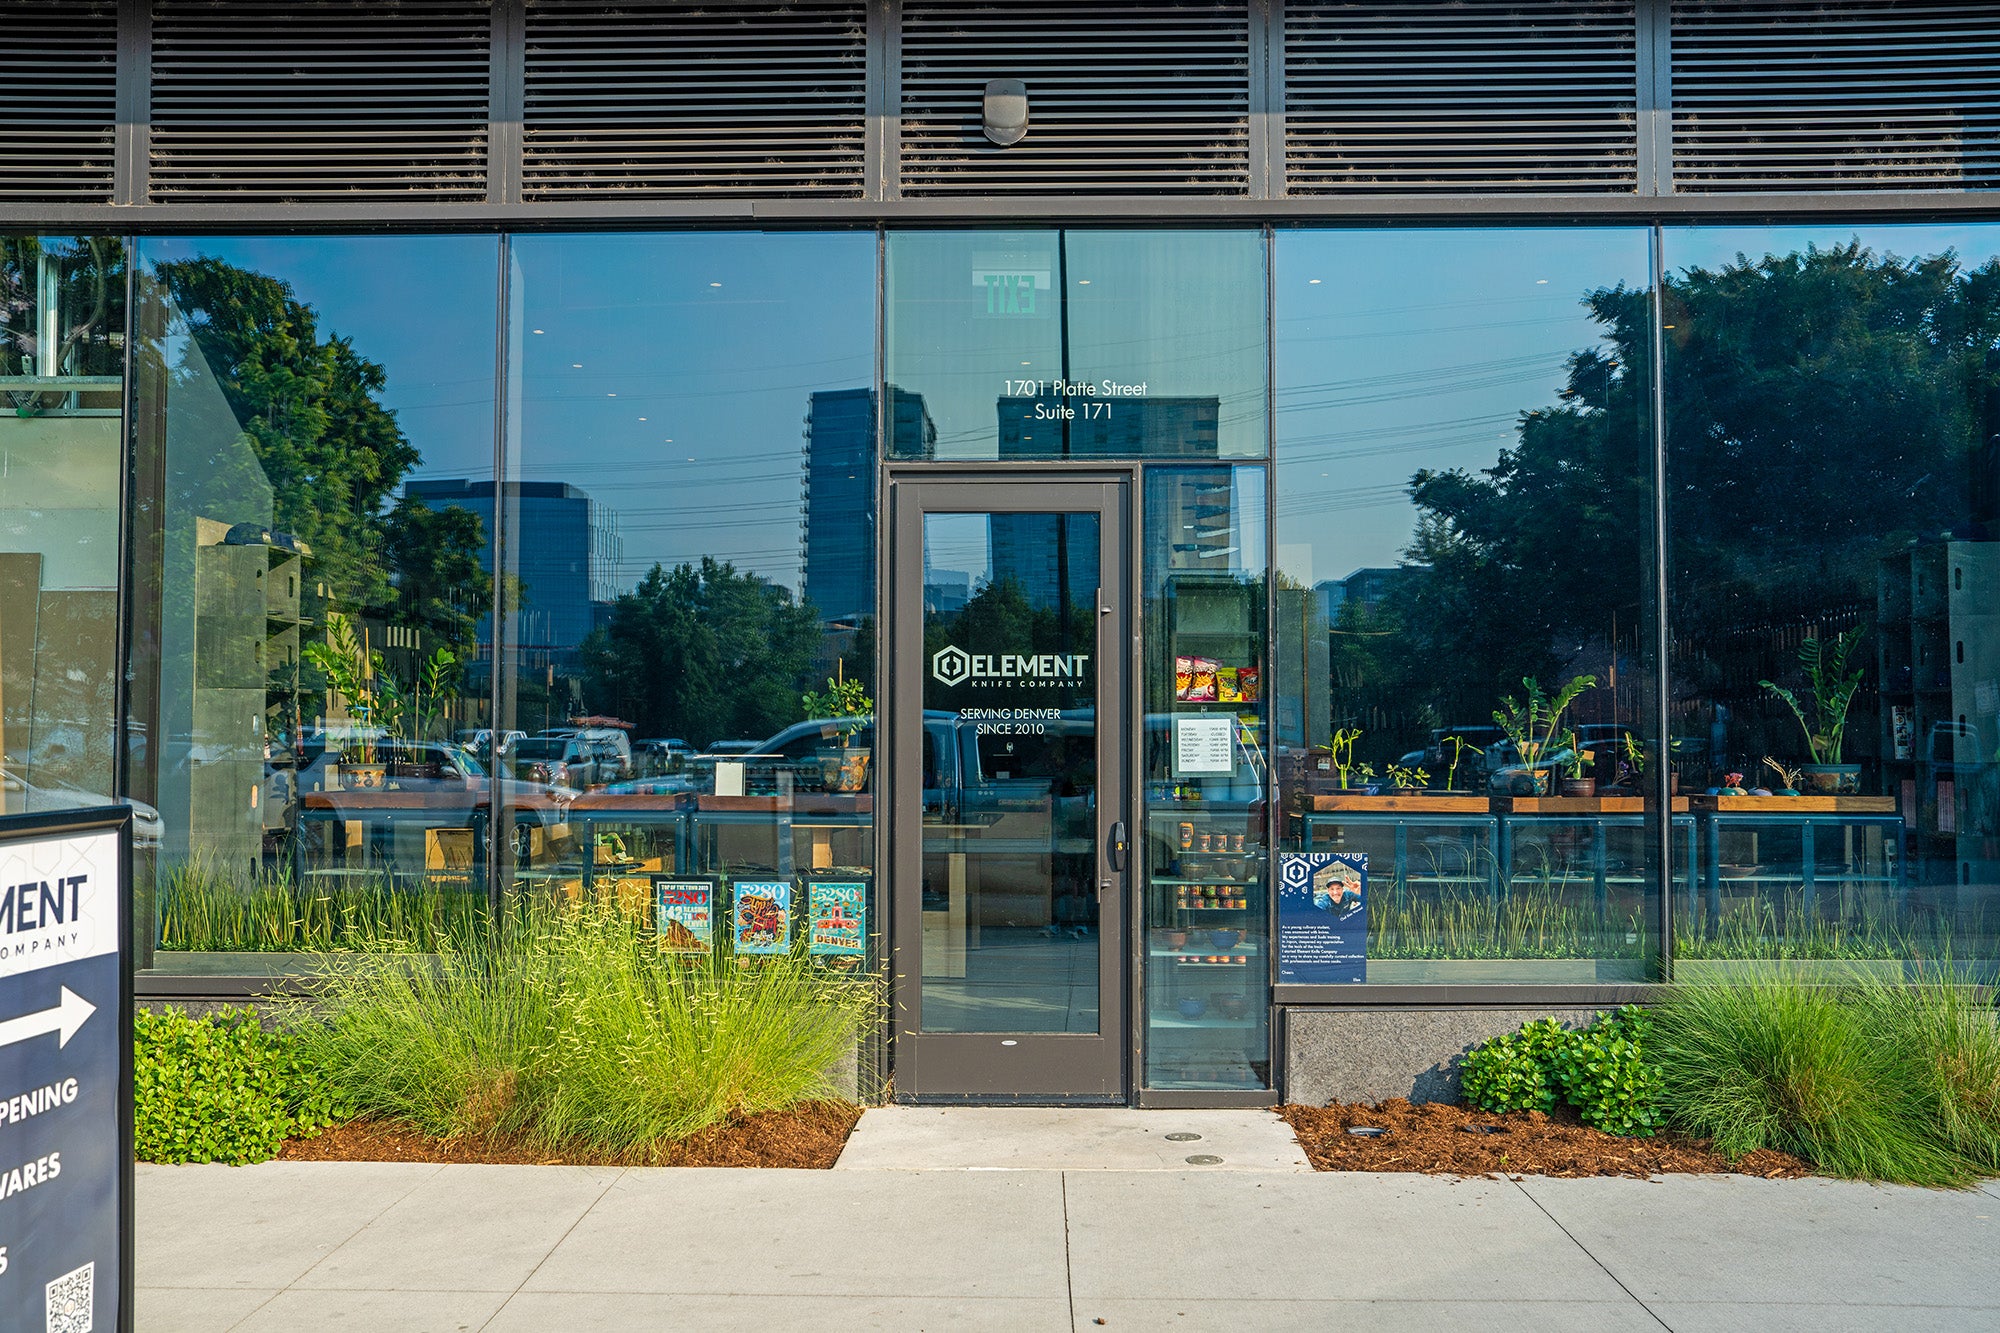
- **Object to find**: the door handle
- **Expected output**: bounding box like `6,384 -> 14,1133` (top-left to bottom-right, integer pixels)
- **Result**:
1107,819 -> 1128,873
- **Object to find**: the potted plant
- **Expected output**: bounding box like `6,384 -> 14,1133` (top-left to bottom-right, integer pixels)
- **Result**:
1492,674 -> 1597,795
1762,756 -> 1802,797
802,669 -> 872,794
303,612 -> 388,789
1327,726 -> 1366,792
1556,731 -> 1596,798
1441,735 -> 1482,793
1760,628 -> 1865,794
1384,762 -> 1429,795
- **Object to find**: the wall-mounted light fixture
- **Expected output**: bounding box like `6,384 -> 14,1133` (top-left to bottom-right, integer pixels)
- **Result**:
983,79 -> 1028,146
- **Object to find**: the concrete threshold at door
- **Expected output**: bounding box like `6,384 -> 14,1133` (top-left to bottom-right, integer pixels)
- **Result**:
833,1107 -> 1313,1171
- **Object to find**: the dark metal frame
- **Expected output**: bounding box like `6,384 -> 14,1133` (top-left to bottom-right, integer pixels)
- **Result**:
884,470 -> 1134,1101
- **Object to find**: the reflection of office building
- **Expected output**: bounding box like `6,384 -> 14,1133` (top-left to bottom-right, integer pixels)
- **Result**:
1317,567 -> 1411,621
803,388 -> 929,626
404,479 -> 621,655
924,570 -> 971,616
997,394 -> 1221,459
989,513 -> 1100,612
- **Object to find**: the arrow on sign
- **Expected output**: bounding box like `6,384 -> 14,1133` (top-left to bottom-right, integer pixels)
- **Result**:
0,987 -> 97,1050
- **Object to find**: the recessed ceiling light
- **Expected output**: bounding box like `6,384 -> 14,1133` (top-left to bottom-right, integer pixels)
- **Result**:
638,417 -> 647,421
1077,279 -> 1091,285
709,282 -> 722,288
607,392 -> 617,397
1536,279 -> 1549,285
1021,361 -> 1032,366
533,329 -> 545,335
572,363 -> 582,368
1308,279 -> 1322,285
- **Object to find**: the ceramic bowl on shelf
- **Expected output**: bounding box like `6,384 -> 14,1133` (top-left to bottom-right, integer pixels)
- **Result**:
1209,928 -> 1242,950
1216,993 -> 1248,1020
1177,997 -> 1208,1020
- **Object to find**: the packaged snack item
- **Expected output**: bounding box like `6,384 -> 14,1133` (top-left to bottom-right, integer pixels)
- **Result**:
1237,666 -> 1260,702
1187,657 -> 1219,702
1175,656 -> 1195,701
1216,667 -> 1242,703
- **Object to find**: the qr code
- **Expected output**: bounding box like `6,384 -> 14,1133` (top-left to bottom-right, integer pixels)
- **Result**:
46,1262 -> 93,1333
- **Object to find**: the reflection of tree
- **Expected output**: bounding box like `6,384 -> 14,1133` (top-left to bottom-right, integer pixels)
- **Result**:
1364,241 -> 2000,773
154,258 -> 491,662
923,576 -> 1094,711
0,236 -> 122,380
580,558 -> 820,746
1369,287 -> 1650,748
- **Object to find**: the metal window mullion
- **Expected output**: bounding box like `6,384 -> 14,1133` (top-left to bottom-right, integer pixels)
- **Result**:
1650,222 -> 1674,981
486,233 -> 512,942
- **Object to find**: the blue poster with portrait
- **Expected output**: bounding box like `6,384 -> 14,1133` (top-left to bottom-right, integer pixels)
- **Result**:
1277,851 -> 1367,983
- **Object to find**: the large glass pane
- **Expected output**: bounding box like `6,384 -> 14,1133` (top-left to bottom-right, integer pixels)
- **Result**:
1142,465 -> 1270,1088
1,236 -> 127,826
919,511 -> 1102,1032
886,229 -> 1266,460
500,233 -> 877,964
1273,228 -> 1659,984
130,237 -> 499,976
1663,224 -> 2000,975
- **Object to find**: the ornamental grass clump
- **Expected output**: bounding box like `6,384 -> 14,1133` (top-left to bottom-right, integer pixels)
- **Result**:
1858,967 -> 2000,1174
1648,970 -> 1975,1186
293,900 -> 878,1156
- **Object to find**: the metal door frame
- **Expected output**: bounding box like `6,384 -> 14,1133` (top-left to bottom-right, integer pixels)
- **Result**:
885,470 -> 1135,1101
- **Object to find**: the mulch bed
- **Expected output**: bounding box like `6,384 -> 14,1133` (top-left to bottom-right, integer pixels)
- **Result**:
1281,1098 -> 1813,1179
278,1100 -> 862,1169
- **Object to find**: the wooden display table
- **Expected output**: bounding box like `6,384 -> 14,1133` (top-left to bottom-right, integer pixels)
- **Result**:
1686,794 -> 1896,813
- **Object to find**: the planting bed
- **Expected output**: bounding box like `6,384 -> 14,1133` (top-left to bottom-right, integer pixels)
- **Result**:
279,1101 -> 862,1169
1282,1099 -> 1812,1179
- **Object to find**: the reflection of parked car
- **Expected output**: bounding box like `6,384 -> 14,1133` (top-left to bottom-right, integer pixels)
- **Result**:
531,728 -> 631,787
1398,726 -> 1506,788
0,760 -> 163,848
297,740 -> 575,864
634,738 -> 690,777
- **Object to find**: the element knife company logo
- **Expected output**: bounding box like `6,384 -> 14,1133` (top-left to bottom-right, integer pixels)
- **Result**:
932,646 -> 971,686
930,644 -> 1089,689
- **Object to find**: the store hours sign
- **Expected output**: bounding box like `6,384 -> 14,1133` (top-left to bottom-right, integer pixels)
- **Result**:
0,809 -> 132,1333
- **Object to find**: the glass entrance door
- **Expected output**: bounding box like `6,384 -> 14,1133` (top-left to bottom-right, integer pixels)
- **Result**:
890,478 -> 1130,1098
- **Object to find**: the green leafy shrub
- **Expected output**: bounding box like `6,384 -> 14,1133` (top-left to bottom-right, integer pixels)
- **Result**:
1650,971 -> 1973,1186
1461,1017 -> 1571,1113
1461,1007 -> 1662,1136
134,1007 -> 349,1165
1552,1006 -> 1663,1137
295,900 -> 879,1155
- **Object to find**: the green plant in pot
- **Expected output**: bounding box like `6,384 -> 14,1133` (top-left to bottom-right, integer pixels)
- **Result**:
1493,674 -> 1597,795
1556,730 -> 1597,798
1384,762 -> 1429,795
303,612 -> 388,789
802,670 -> 872,794
1327,726 -> 1364,791
1760,628 -> 1865,795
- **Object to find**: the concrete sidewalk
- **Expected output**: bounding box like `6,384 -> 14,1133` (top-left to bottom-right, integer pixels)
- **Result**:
139,1160 -> 2000,1332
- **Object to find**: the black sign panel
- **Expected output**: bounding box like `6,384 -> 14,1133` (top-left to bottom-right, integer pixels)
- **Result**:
0,808 -> 132,1333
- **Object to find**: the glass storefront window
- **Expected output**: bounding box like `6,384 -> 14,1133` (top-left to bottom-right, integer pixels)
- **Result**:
1663,224 -> 2000,975
1142,465 -> 1270,1088
129,236 -> 499,975
886,230 -> 1267,461
1273,228 -> 1659,983
1,235 -> 126,824
500,233 -> 878,962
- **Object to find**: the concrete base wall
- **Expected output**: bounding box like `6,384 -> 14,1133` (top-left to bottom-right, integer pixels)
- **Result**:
1282,1007 -> 1612,1107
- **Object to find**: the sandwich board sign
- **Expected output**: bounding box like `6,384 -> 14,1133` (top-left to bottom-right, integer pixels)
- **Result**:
0,807 -> 133,1333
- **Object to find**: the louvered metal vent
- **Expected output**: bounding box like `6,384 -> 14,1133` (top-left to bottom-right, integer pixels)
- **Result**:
149,1 -> 490,202
1285,2 -> 1638,194
0,2 -> 118,204
523,1 -> 867,199
900,2 -> 1252,197
1672,1 -> 2000,191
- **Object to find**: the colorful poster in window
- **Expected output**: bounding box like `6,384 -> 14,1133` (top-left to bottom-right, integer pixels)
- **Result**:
733,880 -> 792,955
1277,851 -> 1366,984
652,879 -> 713,953
807,880 -> 867,958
